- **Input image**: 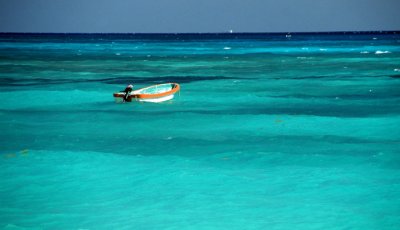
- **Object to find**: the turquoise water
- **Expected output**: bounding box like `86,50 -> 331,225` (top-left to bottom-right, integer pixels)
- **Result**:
1,33 -> 400,229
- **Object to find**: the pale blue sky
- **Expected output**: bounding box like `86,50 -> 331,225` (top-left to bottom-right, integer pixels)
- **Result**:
0,0 -> 399,33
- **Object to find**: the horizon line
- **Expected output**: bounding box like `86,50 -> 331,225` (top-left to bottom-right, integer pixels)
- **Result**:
0,30 -> 399,35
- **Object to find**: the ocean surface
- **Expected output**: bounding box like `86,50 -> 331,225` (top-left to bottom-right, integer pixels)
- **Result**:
1,32 -> 400,229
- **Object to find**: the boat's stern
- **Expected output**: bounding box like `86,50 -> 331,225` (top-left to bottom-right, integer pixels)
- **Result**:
113,92 -> 128,103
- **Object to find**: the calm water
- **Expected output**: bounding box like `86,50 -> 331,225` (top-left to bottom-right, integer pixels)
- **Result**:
1,33 -> 400,229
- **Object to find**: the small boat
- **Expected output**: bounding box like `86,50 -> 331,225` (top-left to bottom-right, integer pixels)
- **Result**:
113,83 -> 180,103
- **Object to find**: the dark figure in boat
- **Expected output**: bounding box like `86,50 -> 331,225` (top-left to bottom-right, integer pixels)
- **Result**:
121,84 -> 134,102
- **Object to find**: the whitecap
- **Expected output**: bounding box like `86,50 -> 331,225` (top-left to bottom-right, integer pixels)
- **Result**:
375,50 -> 391,54
394,69 -> 400,72
115,53 -> 121,56
319,48 -> 327,51
223,47 -> 231,50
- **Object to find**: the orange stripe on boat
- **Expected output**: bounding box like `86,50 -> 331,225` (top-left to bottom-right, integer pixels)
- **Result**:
113,83 -> 180,99
133,83 -> 180,99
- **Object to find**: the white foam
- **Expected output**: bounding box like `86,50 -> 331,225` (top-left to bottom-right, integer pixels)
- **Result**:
375,50 -> 391,54
223,47 -> 231,50
115,53 -> 121,56
394,69 -> 400,72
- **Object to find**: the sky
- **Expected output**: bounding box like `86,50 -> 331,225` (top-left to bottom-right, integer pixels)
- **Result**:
0,0 -> 399,33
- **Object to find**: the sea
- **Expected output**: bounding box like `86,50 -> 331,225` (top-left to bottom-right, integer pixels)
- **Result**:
0,32 -> 400,229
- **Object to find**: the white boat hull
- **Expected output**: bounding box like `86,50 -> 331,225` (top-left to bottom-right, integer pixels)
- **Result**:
113,91 -> 176,103
136,94 -> 174,103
